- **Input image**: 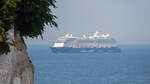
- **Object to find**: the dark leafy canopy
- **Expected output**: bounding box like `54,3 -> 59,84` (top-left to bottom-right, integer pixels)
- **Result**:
15,0 -> 58,37
0,0 -> 21,31
0,0 -> 57,54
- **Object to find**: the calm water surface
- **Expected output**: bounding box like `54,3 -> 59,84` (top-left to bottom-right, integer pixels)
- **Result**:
27,45 -> 150,84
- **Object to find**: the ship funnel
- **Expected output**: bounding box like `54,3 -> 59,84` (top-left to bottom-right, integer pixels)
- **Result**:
93,30 -> 100,37
65,33 -> 73,38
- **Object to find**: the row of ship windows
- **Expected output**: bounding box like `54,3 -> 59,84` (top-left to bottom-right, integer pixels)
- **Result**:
65,43 -> 117,48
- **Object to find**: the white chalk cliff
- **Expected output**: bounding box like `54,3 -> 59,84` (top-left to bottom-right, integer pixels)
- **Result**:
0,27 -> 34,84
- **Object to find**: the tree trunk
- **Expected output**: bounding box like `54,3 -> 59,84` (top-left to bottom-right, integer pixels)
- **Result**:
0,27 -> 34,84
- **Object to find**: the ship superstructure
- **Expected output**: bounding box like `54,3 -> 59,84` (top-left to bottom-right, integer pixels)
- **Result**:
51,31 -> 121,53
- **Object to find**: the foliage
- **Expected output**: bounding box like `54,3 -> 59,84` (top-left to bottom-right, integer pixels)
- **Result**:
15,0 -> 58,37
0,42 -> 10,55
0,0 -> 57,55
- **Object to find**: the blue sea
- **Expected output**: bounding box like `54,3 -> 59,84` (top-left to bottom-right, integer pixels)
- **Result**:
27,45 -> 150,84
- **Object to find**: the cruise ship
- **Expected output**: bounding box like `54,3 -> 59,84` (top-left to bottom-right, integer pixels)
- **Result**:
50,31 -> 121,53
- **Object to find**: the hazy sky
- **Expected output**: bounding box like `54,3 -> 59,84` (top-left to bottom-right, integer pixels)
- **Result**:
25,0 -> 150,45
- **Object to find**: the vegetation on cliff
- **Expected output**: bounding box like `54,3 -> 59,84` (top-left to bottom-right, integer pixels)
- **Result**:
0,0 -> 57,55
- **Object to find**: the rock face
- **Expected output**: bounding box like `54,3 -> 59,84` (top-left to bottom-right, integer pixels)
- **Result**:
0,28 -> 34,84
